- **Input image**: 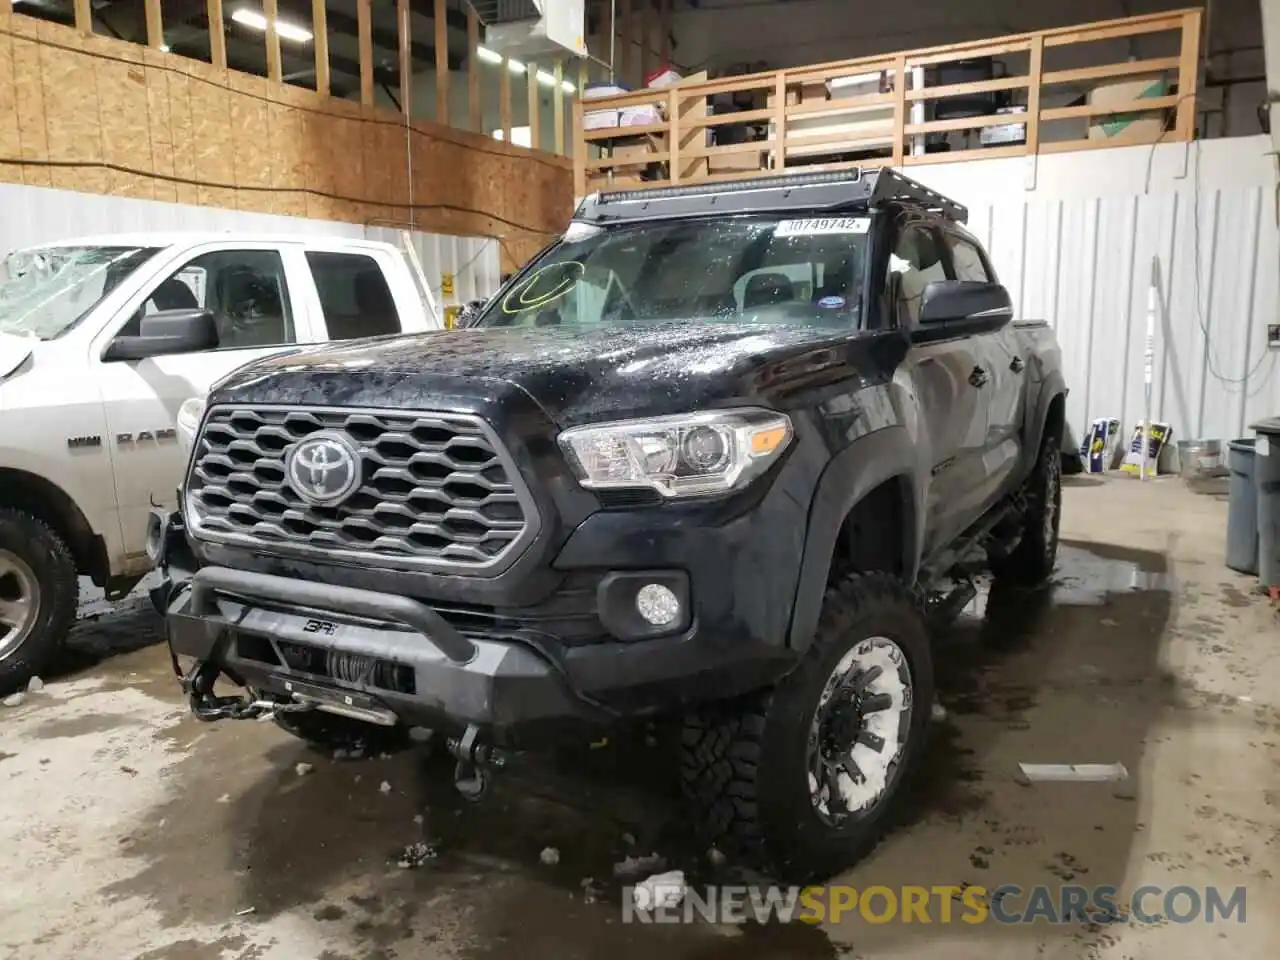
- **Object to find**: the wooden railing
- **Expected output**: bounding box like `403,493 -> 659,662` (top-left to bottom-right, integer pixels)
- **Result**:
572,8 -> 1203,196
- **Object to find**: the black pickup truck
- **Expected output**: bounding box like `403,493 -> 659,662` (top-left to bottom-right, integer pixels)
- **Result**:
153,168 -> 1067,880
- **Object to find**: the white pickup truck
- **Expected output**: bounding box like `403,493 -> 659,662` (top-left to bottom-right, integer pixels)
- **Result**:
0,232 -> 442,692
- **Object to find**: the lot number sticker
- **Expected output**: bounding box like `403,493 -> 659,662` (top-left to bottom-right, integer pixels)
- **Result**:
775,217 -> 871,237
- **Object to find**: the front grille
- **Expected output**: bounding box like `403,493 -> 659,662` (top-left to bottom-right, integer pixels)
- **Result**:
185,406 -> 537,573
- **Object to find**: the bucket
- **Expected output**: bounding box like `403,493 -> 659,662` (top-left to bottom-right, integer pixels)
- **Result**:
1177,438 -> 1226,480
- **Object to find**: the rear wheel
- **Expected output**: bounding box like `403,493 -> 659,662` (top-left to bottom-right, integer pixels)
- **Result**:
992,429 -> 1062,586
0,510 -> 78,695
681,574 -> 933,881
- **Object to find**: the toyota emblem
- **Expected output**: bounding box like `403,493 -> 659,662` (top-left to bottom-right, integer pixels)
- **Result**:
285,431 -> 362,506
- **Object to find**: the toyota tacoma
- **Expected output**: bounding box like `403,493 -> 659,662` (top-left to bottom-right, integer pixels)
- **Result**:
154,169 -> 1067,879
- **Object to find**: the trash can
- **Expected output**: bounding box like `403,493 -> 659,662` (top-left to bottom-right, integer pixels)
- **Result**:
1252,417 -> 1280,589
1226,439 -> 1259,576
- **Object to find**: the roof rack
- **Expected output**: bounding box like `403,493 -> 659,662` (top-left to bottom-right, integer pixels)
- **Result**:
574,166 -> 967,226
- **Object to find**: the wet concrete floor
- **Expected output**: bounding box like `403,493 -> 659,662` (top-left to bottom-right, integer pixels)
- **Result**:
1,477 -> 1277,959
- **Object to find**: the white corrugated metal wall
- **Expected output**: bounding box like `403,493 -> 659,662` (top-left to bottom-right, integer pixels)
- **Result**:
910,135 -> 1280,445
0,183 -> 502,314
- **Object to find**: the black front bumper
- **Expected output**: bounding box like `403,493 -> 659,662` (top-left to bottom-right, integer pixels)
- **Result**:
165,563 -> 621,734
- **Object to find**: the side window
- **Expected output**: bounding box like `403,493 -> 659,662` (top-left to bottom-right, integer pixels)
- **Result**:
947,235 -> 991,283
123,249 -> 295,348
305,252 -> 402,339
886,224 -> 947,327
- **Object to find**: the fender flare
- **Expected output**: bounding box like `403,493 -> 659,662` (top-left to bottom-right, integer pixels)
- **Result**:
1022,369 -> 1069,474
786,425 -> 924,652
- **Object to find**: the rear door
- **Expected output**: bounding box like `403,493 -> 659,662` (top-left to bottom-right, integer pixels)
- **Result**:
889,220 -> 990,557
94,242 -> 325,566
299,247 -> 412,341
942,228 -> 1022,511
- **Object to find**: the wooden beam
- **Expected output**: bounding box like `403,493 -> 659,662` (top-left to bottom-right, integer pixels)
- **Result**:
358,0 -> 374,106
639,0 -> 650,86
467,6 -> 480,131
527,60 -> 540,150
500,56 -> 512,143
601,0 -> 614,81
312,0 -> 330,95
1025,34 -> 1043,155
73,0 -> 92,34
263,0 -> 282,82
554,61 -> 566,154
1041,57 -> 1181,87
1175,8 -> 1202,139
891,54 -> 906,166
620,0 -> 632,85
208,0 -> 227,70
435,0 -> 449,123
144,0 -> 163,48
660,0 -> 671,65
398,0 -> 411,118
773,72 -> 787,171
573,99 -> 586,196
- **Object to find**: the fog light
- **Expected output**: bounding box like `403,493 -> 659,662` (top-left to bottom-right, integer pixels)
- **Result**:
636,583 -> 680,626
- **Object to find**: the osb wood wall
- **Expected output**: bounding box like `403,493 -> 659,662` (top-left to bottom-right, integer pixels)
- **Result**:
0,13 -> 572,269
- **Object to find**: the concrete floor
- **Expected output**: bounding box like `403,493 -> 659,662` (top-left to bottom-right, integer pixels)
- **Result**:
1,477 -> 1277,960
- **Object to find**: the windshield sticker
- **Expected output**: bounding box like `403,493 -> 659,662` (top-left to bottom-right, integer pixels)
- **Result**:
817,295 -> 846,309
500,261 -> 585,314
775,217 -> 871,237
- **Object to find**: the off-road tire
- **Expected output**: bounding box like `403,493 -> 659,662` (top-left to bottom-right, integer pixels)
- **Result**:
0,510 -> 78,696
271,709 -> 410,756
992,429 -> 1062,586
680,573 -> 934,882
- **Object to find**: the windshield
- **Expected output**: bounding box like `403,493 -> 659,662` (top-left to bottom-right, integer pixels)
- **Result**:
0,245 -> 159,340
475,215 -> 869,331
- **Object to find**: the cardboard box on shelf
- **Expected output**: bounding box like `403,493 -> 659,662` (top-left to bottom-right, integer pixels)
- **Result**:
1087,74 -> 1169,140
766,81 -> 828,111
708,152 -> 765,174
608,134 -> 665,166
619,104 -> 665,127
646,64 -> 683,88
583,83 -> 630,131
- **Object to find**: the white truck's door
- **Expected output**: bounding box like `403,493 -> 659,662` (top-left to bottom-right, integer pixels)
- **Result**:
92,241 -> 326,569
292,242 -> 435,337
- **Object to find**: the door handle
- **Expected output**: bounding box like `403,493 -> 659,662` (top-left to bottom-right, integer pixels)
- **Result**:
969,366 -> 990,388
1010,355 -> 1025,373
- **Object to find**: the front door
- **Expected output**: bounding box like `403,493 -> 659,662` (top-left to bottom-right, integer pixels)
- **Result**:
942,229 -> 1023,513
889,223 -> 992,557
93,243 -> 324,568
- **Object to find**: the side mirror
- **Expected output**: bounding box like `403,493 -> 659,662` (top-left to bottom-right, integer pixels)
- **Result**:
104,308 -> 218,361
917,280 -> 1013,329
456,299 -> 488,328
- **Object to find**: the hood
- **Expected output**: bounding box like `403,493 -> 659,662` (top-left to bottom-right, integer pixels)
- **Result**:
0,333 -> 35,382
210,322 -> 903,427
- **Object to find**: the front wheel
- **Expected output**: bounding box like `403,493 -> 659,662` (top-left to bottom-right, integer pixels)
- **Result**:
0,510 -> 78,695
681,574 -> 934,881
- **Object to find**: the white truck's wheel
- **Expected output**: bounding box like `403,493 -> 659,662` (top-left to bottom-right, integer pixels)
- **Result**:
0,510 -> 78,695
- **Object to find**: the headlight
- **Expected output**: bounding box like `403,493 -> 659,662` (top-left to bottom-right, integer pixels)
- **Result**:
558,408 -> 793,498
176,396 -> 206,456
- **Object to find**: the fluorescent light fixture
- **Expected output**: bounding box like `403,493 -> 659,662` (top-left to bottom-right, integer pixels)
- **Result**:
476,46 -> 572,92
160,44 -> 171,53
232,8 -> 314,44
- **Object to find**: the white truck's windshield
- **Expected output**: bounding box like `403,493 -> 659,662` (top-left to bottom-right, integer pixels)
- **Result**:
0,245 -> 159,340
476,216 -> 870,331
